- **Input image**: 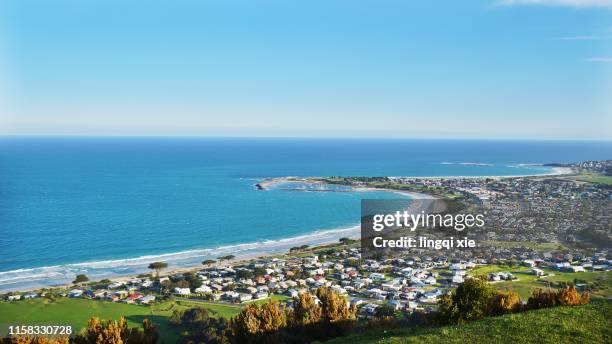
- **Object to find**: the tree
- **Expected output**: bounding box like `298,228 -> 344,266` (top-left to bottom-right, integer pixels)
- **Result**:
375,303 -> 396,319
160,279 -> 173,294
527,285 -> 589,310
291,292 -> 321,326
260,300 -> 287,336
489,291 -> 521,315
236,269 -> 254,279
183,272 -> 203,289
253,267 -> 267,277
230,300 -> 286,343
230,304 -> 262,343
202,259 -> 216,266
182,307 -> 210,325
316,287 -> 357,323
73,274 -> 89,284
217,255 -> 235,262
438,276 -> 497,324
72,316 -> 158,344
148,261 -> 168,277
176,279 -> 190,288
339,237 -> 352,245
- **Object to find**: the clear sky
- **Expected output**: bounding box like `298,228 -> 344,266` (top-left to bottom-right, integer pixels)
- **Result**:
0,0 -> 611,139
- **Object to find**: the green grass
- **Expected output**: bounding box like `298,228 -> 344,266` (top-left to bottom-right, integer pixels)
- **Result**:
326,300 -> 612,344
0,297 -> 251,342
174,299 -> 243,318
570,173 -> 612,185
470,266 -> 612,300
0,298 -> 183,342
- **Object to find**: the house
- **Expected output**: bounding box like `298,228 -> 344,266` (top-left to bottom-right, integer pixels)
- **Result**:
563,265 -> 585,273
360,303 -> 378,316
451,275 -> 464,284
22,292 -> 38,299
68,289 -> 83,298
388,300 -> 402,310
195,285 -> 212,293
113,290 -> 129,298
286,289 -> 299,298
7,294 -> 21,301
532,268 -> 545,277
238,293 -> 253,302
254,291 -> 268,299
139,295 -> 156,304
174,287 -> 191,295
108,281 -> 125,289
522,259 -> 536,267
367,288 -> 387,300
369,273 -> 385,281
124,293 -> 142,304
92,290 -> 108,299
350,298 -> 365,307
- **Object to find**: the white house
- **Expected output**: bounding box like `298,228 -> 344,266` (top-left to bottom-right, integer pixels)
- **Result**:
139,295 -> 156,304
174,287 -> 191,295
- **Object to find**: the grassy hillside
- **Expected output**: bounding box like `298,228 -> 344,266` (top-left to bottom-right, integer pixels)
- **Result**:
326,300 -> 611,344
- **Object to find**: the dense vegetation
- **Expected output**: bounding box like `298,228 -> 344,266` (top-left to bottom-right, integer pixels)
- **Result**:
326,300 -> 611,344
0,278 -> 600,344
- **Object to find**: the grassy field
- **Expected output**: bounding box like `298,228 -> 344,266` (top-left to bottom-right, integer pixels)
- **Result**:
326,300 -> 612,344
0,294 -> 293,342
0,297 -> 248,342
569,173 -> 612,185
470,265 -> 612,300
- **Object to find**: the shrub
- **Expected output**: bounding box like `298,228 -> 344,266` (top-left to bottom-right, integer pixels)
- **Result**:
230,300 -> 286,344
438,276 -> 497,324
374,304 -> 396,319
489,291 -> 521,315
527,285 -> 589,310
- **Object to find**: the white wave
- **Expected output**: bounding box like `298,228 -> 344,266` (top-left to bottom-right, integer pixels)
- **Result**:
0,224 -> 362,292
440,162 -> 493,166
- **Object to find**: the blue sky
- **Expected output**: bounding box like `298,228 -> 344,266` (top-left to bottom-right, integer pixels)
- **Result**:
0,0 -> 610,139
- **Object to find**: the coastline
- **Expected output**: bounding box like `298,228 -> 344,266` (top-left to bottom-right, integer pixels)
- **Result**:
256,167 -> 573,189
0,224 -> 363,293
0,165 -> 573,294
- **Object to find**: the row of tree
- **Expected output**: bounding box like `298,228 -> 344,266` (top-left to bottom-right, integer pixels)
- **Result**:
169,286 -> 357,344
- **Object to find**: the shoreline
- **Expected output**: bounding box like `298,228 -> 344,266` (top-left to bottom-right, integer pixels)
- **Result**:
257,167 -> 573,189
0,166 -> 573,294
0,225 -> 364,293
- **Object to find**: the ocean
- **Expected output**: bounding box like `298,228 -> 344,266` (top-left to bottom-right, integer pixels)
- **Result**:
0,137 -> 610,291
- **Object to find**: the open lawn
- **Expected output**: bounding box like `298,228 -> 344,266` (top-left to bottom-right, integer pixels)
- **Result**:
570,173 -> 612,185
326,300 -> 612,344
0,297 -> 251,342
470,265 -> 612,300
0,298 -> 181,342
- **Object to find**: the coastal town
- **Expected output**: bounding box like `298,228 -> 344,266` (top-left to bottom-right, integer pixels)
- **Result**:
2,160 -> 610,321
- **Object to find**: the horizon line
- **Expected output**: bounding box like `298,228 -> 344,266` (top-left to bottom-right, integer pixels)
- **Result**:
0,134 -> 611,142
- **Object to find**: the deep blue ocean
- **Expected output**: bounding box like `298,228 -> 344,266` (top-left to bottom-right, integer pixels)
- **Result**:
0,137 -> 610,291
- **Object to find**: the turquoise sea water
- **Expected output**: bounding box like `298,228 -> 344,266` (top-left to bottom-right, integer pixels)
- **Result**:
0,137 -> 610,291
